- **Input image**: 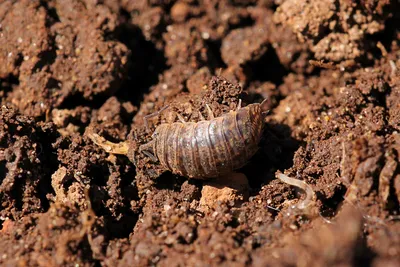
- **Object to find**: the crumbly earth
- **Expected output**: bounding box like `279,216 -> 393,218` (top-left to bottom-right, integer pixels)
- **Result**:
0,0 -> 400,266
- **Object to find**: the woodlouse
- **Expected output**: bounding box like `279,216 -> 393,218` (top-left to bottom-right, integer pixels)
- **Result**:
88,100 -> 266,179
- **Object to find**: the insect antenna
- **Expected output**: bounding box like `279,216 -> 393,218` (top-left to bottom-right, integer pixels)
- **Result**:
260,99 -> 270,116
144,105 -> 170,131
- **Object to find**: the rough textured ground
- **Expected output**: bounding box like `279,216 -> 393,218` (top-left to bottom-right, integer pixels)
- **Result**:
0,0 -> 400,266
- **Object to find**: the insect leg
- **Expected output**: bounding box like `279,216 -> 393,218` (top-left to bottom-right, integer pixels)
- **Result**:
139,140 -> 158,161
144,105 -> 170,131
260,99 -> 269,111
198,111 -> 205,121
142,150 -> 158,161
236,99 -> 242,110
206,104 -> 214,119
260,99 -> 270,116
176,112 -> 186,123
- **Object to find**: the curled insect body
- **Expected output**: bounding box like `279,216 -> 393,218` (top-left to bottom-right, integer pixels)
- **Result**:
139,100 -> 266,178
89,100 -> 267,179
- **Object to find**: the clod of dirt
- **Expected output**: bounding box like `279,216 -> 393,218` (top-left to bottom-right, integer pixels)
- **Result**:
0,106 -> 57,220
248,7 -> 314,74
247,81 -> 279,110
186,67 -> 212,95
254,205 -> 368,266
170,2 -> 192,23
274,0 -> 337,42
312,32 -> 362,62
51,166 -> 86,207
89,96 -> 136,142
164,23 -> 213,68
0,0 -> 50,78
184,0 -> 253,42
274,0 -> 392,62
133,64 -> 198,124
120,0 -> 170,45
53,109 -> 138,223
221,25 -> 269,66
199,173 -> 249,212
2,0 -> 129,117
0,202 -> 99,266
52,106 -> 91,129
387,73 -> 400,130
220,65 -> 250,86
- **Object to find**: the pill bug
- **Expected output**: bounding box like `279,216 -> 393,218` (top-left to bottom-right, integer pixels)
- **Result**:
88,100 -> 266,179
138,100 -> 266,178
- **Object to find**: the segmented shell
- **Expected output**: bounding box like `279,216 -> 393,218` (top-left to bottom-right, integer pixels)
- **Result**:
141,103 -> 264,178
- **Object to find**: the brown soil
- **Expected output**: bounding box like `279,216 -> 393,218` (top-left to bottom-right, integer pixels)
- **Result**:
1,0 -> 400,266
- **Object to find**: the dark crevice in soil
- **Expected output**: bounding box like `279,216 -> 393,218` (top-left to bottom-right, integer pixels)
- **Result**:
248,45 -> 288,86
318,184 -> 347,218
32,50 -> 57,73
0,160 -> 6,185
58,93 -> 110,111
229,15 -> 255,30
244,123 -> 300,191
0,74 -> 19,92
40,0 -> 60,27
154,172 -> 188,192
115,22 -> 167,107
10,178 -> 24,216
105,213 -> 140,239
14,53 -> 24,70
37,179 -> 53,212
36,130 -> 62,213
353,242 -> 376,267
206,39 -> 227,72
370,6 -> 400,52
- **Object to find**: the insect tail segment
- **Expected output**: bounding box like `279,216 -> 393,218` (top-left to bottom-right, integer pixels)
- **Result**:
87,132 -> 129,155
